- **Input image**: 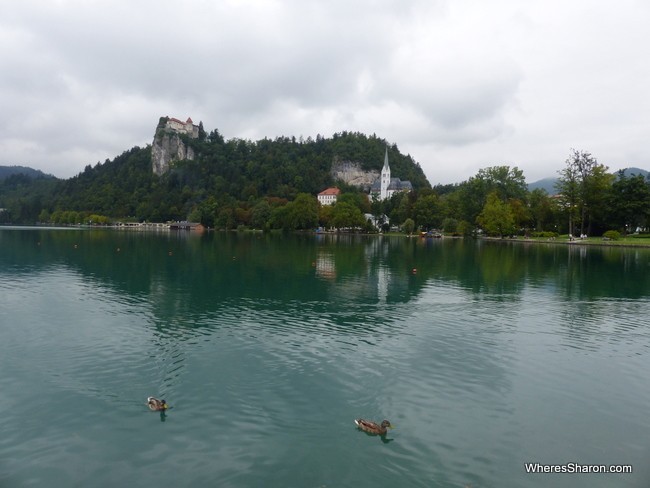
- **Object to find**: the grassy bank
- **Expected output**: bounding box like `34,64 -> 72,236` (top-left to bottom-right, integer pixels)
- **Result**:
491,234 -> 650,248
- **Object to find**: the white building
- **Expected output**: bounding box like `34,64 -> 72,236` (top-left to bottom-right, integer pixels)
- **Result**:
370,148 -> 412,201
318,187 -> 341,205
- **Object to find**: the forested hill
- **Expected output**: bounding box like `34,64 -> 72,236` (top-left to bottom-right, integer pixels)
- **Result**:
0,166 -> 55,180
0,130 -> 430,224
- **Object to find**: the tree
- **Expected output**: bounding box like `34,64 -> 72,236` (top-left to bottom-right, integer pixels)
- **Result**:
442,217 -> 458,234
477,191 -> 515,237
457,166 -> 527,224
369,196 -> 389,231
508,198 -> 529,233
38,209 -> 50,223
390,192 -> 412,226
330,201 -> 366,229
556,149 -> 612,236
337,192 -> 370,214
457,220 -> 473,236
412,194 -> 443,230
583,163 -> 614,234
216,206 -> 235,229
194,196 -> 218,228
284,193 -> 319,230
607,172 -> 650,232
198,121 -> 207,141
528,188 -> 555,232
402,218 -> 415,235
477,166 -> 527,202
555,155 -> 581,236
251,199 -> 272,229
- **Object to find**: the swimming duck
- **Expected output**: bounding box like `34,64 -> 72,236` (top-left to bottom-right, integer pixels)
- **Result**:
147,397 -> 168,411
354,418 -> 392,435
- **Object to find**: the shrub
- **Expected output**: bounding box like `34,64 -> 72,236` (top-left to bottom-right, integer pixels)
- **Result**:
602,230 -> 621,241
457,220 -> 473,236
532,231 -> 558,238
442,217 -> 458,233
402,218 -> 415,235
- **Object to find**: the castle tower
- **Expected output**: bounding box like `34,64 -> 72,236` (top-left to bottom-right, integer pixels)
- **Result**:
380,147 -> 391,201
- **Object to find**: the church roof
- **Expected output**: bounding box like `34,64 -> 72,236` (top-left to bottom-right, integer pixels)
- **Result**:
389,178 -> 412,191
370,178 -> 412,192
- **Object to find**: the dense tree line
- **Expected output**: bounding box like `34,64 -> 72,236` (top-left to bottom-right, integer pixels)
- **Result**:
1,136 -> 649,237
374,153 -> 650,238
0,131 -> 428,228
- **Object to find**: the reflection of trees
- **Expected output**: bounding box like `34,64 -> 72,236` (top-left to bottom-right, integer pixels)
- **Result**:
407,238 -> 528,298
471,241 -> 527,296
555,245 -> 650,300
4,229 -> 650,337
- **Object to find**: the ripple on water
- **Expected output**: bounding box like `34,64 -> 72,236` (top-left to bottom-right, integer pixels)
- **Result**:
4,236 -> 650,487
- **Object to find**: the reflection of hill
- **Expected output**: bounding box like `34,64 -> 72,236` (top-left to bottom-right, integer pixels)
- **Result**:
4,229 -> 650,339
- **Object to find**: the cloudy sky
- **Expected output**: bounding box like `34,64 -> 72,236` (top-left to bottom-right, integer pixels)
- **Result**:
2,0 -> 649,185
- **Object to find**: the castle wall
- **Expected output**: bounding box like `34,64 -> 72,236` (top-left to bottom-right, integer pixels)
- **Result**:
164,118 -> 198,137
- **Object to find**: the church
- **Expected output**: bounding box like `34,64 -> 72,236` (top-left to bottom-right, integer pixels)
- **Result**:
370,148 -> 413,201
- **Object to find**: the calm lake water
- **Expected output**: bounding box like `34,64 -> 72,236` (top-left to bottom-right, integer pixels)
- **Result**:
1,227 -> 650,488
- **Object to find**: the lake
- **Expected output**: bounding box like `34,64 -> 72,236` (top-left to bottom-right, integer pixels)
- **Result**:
1,228 -> 649,487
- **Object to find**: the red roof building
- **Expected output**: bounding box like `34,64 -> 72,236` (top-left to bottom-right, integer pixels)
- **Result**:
317,187 -> 341,206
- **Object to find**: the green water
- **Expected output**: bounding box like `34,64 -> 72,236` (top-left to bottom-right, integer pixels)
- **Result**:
1,228 -> 649,487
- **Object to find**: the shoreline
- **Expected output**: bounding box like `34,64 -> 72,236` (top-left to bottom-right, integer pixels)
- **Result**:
4,224 -> 650,249
478,235 -> 650,249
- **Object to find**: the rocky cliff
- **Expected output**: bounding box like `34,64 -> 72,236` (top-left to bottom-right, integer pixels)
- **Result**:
151,118 -> 197,175
330,158 -> 379,190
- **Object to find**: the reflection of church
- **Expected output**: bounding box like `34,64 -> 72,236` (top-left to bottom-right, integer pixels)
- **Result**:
370,148 -> 413,201
312,237 -> 414,305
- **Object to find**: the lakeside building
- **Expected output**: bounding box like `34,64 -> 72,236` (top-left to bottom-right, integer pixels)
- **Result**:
318,187 -> 341,205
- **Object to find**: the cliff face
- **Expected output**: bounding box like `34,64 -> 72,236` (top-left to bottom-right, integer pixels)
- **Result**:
330,159 -> 379,190
151,132 -> 195,175
151,117 -> 198,175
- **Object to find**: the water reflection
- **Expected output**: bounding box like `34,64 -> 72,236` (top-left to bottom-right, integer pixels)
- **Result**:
3,228 -> 650,487
2,228 -> 649,386
3,229 -> 650,334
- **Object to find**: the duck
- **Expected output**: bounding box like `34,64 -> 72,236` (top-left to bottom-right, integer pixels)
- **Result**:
354,418 -> 393,435
147,397 -> 168,411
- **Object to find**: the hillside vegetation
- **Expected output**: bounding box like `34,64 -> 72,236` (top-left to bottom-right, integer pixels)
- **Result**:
1,134 -> 649,238
0,131 -> 429,227
0,166 -> 54,180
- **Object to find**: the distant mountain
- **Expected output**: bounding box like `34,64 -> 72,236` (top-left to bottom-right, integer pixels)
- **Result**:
528,167 -> 649,195
528,177 -> 558,195
619,167 -> 648,178
0,165 -> 55,180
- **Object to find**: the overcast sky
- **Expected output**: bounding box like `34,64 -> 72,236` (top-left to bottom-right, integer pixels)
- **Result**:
2,0 -> 649,185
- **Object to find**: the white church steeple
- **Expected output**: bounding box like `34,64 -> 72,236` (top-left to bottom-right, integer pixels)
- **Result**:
380,147 -> 391,201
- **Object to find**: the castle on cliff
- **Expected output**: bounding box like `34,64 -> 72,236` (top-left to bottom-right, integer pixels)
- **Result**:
151,116 -> 200,176
164,117 -> 199,138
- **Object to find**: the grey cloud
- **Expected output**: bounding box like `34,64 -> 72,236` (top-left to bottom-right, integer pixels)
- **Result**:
1,0 -> 649,184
